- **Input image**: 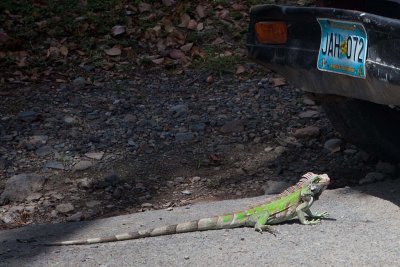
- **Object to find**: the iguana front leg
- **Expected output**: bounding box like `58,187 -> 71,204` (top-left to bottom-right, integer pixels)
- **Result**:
296,202 -> 322,225
305,209 -> 329,219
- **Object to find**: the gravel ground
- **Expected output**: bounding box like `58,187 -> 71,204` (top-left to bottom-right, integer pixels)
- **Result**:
0,68 -> 394,230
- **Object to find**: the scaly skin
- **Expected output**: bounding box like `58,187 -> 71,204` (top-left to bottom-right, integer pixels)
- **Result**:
45,172 -> 330,246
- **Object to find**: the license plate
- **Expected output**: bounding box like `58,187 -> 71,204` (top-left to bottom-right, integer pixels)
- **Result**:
317,18 -> 368,78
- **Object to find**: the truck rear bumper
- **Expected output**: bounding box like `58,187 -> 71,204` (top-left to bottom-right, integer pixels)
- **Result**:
247,5 -> 400,105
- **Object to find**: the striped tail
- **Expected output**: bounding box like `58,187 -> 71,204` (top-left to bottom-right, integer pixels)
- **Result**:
44,214 -> 249,246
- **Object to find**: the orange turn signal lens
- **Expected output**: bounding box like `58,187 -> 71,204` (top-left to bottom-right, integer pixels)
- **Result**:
255,21 -> 287,44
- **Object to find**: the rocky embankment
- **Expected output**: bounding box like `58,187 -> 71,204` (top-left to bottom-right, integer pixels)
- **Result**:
0,70 -> 397,229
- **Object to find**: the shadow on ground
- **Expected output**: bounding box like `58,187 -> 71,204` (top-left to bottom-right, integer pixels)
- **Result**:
2,142 -> 397,265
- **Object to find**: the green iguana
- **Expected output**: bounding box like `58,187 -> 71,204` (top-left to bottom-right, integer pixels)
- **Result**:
46,172 -> 330,246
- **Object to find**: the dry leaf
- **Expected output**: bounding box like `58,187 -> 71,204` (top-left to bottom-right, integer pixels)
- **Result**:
0,31 -> 10,44
232,3 -> 247,11
164,24 -> 175,33
152,25 -> 162,35
103,62 -> 115,70
179,13 -> 190,28
271,77 -> 286,87
47,47 -> 59,58
216,9 -> 229,19
162,0 -> 175,7
195,5 -> 206,18
111,25 -> 125,36
179,55 -> 189,66
191,46 -> 204,58
78,22 -> 89,34
167,29 -> 185,45
187,19 -> 198,30
60,46 -> 68,56
169,49 -> 185,60
162,17 -> 175,33
152,58 -> 164,64
157,39 -> 166,52
206,75 -> 214,84
138,2 -> 152,13
196,22 -> 204,31
212,37 -> 224,45
93,81 -> 103,87
180,43 -> 193,52
236,65 -> 246,75
35,20 -> 47,29
224,50 -> 232,56
165,36 -> 178,47
16,57 -> 27,67
105,46 -> 122,56
209,154 -> 221,161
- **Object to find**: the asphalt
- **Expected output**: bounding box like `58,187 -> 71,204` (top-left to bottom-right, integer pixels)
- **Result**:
0,179 -> 399,267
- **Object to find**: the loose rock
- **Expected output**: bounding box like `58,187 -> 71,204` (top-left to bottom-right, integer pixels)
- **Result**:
141,203 -> 153,208
170,104 -> 188,118
0,212 -> 18,224
18,110 -> 39,122
64,116 -> 78,125
73,160 -> 93,171
66,212 -> 83,222
181,190 -> 192,195
56,203 -> 75,213
191,176 -> 201,183
72,77 -> 86,88
86,200 -> 101,208
324,138 -> 342,153
0,173 -> 47,204
77,178 -> 93,189
85,152 -> 104,160
175,132 -> 194,142
35,146 -> 53,157
359,172 -> 385,185
298,110 -> 319,118
293,126 -> 320,139
25,135 -> 48,149
44,161 -> 64,170
220,120 -> 244,133
26,192 -> 42,201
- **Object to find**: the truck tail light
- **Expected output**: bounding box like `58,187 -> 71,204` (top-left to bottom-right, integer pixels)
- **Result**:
255,21 -> 287,44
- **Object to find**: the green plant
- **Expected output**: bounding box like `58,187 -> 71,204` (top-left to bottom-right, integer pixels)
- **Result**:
192,45 -> 243,75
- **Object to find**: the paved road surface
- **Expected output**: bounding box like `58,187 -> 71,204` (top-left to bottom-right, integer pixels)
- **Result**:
1,180 -> 399,266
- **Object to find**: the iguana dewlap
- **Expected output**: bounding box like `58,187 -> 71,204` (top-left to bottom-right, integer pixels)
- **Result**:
45,172 -> 330,246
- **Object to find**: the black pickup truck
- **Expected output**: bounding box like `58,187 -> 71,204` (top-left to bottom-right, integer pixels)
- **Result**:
247,0 -> 400,161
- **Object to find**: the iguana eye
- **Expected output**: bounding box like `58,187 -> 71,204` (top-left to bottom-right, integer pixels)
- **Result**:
313,177 -> 321,183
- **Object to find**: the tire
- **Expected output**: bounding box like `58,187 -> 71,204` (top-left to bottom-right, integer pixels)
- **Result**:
316,94 -> 400,162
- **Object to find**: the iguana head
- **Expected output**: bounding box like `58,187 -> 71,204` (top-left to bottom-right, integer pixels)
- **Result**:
300,173 -> 330,200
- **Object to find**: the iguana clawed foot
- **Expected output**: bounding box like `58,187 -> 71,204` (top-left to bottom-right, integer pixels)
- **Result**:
312,211 -> 329,218
305,211 -> 330,224
304,218 -> 322,225
255,225 -> 278,236
307,211 -> 329,219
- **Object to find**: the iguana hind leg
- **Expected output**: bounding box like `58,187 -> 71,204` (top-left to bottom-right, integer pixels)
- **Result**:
254,213 -> 278,235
